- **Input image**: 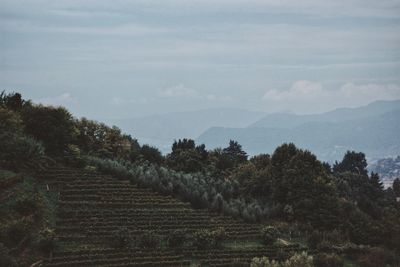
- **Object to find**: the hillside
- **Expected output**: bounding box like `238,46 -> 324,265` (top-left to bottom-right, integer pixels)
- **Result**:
197,108 -> 400,161
1,92 -> 400,267
40,165 -> 302,267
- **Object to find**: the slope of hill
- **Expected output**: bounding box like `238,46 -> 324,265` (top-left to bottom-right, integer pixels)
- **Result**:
107,108 -> 265,153
41,165 -> 302,267
249,100 -> 400,129
197,109 -> 400,161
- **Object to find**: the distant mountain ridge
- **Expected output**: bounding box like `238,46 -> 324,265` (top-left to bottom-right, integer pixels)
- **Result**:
197,100 -> 400,162
249,100 -> 400,129
108,108 -> 265,153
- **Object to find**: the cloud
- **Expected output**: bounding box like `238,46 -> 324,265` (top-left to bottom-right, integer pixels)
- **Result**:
111,96 -> 149,106
36,93 -> 76,107
262,81 -> 400,114
158,84 -> 200,98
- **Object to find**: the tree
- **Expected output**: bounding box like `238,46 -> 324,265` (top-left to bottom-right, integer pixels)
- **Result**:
261,226 -> 279,245
0,107 -> 23,134
333,151 -> 368,177
223,140 -> 247,166
167,139 -> 208,172
250,154 -> 271,169
0,91 -> 26,111
393,178 -> 400,197
140,145 -> 163,164
22,105 -> 76,154
369,172 -> 384,201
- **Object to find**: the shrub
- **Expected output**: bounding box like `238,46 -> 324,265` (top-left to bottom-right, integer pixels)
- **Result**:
0,243 -> 17,267
36,227 -> 57,253
192,228 -> 227,249
313,253 -> 344,267
357,247 -> 396,267
261,226 -> 279,245
6,218 -> 33,246
13,194 -> 38,215
0,132 -> 45,171
308,230 -> 323,249
167,229 -> 187,248
250,256 -> 280,267
138,231 -> 160,249
192,229 -> 214,249
281,252 -> 313,267
214,227 -> 227,248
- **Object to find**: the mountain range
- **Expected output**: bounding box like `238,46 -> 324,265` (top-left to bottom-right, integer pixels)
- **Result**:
108,108 -> 265,152
197,100 -> 400,162
109,100 -> 400,162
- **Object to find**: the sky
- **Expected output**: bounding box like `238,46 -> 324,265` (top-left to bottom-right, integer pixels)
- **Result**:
1,0 -> 400,120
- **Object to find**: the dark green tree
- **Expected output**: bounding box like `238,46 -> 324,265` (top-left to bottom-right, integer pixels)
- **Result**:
21,105 -> 76,154
393,178 -> 400,197
140,144 -> 163,164
369,172 -> 384,201
333,151 -> 368,177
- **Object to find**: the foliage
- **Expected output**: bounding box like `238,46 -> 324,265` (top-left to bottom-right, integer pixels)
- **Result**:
21,105 -> 76,154
357,247 -> 397,267
36,227 -> 57,253
140,144 -> 164,164
333,151 -> 368,177
13,194 -> 39,216
0,242 -> 16,267
251,252 -> 314,267
0,107 -> 23,134
393,178 -> 400,197
261,226 -> 279,245
0,131 -> 46,171
313,253 -> 343,267
167,139 -> 208,173
251,257 -> 280,267
281,252 -> 313,267
0,91 -> 27,111
192,228 -> 226,249
76,118 -> 139,160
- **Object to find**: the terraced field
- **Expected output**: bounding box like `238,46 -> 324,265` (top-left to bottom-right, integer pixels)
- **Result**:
42,166 -> 302,266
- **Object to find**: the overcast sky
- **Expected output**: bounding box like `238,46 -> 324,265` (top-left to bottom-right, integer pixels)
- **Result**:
1,0 -> 400,120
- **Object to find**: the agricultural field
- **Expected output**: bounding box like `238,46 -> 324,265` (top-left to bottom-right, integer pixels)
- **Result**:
41,166 -> 303,267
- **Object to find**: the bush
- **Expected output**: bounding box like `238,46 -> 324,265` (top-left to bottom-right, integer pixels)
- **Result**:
167,229 -> 187,248
0,243 -> 16,267
193,229 -> 213,249
0,132 -> 45,171
138,231 -> 160,249
250,256 -> 280,267
313,253 -> 343,267
281,252 -> 313,267
13,194 -> 38,215
214,227 -> 227,248
261,226 -> 279,245
36,228 -> 57,253
357,247 -> 397,267
4,218 -> 32,246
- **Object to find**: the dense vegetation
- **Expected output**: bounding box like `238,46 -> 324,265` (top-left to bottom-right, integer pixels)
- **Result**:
1,91 -> 399,266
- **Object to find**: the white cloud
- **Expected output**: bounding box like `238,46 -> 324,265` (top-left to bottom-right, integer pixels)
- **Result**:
37,93 -> 76,107
263,81 -> 400,114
